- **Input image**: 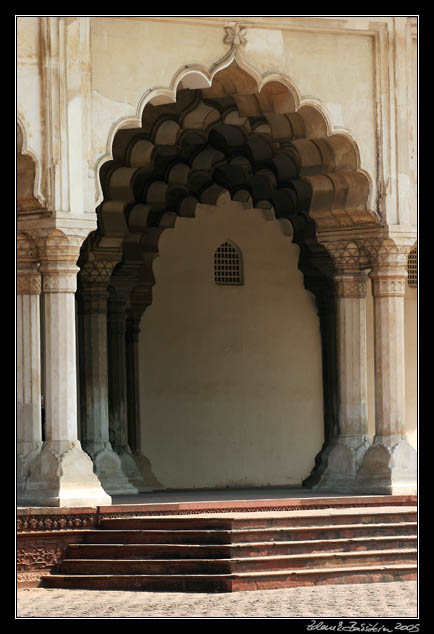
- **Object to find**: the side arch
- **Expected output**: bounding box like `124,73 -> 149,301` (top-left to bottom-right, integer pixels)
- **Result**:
16,117 -> 46,213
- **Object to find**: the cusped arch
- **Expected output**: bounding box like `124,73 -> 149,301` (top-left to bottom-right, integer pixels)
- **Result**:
95,53 -> 377,227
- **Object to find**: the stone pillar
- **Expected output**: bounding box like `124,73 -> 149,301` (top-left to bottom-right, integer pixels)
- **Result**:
357,238 -> 417,494
21,229 -> 112,507
77,255 -> 138,495
125,284 -> 163,490
107,275 -> 148,491
315,266 -> 371,492
16,233 -> 42,493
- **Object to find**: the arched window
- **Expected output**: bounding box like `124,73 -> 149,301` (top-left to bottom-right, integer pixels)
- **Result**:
214,241 -> 243,285
407,247 -> 417,288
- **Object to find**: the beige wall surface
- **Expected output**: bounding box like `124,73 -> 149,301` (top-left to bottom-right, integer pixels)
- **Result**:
138,202 -> 325,489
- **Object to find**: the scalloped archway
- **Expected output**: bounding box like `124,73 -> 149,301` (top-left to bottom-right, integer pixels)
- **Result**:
79,57 -> 382,489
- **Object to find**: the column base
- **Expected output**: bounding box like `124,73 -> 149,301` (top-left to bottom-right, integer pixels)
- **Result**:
88,444 -> 139,496
132,451 -> 165,491
356,435 -> 417,495
17,441 -> 112,507
117,446 -> 156,493
313,435 -> 371,494
16,442 -> 43,494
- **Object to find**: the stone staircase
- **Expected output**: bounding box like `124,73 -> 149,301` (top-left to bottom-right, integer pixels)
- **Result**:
40,505 -> 417,592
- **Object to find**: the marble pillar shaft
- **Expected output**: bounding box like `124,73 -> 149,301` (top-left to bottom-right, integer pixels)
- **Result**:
107,295 -> 129,450
40,262 -> 80,450
370,267 -> 407,439
17,267 -> 42,451
336,271 -> 369,438
77,288 -> 110,451
125,315 -> 141,454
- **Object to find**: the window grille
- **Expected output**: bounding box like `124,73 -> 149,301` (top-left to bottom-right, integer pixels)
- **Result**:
214,241 -> 243,285
407,247 -> 417,288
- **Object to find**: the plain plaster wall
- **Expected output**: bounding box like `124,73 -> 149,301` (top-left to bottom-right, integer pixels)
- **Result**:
138,201 -> 325,489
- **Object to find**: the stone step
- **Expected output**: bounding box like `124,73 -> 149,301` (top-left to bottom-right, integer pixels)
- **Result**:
39,504 -> 418,593
99,507 -> 417,532
67,535 -> 417,560
81,521 -> 417,545
57,548 -> 416,575
230,522 -> 417,543
40,563 -> 417,592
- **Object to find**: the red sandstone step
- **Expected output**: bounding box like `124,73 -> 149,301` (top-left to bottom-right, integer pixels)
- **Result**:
80,521 -> 417,546
66,543 -> 232,560
99,507 -> 417,532
67,535 -> 417,560
82,529 -> 233,545
229,563 -> 418,592
230,508 -> 417,530
41,572 -> 232,592
229,521 -> 417,543
57,548 -> 416,575
40,563 -> 417,592
99,517 -> 234,531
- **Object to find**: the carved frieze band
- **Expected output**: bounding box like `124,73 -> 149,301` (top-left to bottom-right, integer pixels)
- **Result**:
335,276 -> 367,298
370,274 -> 407,297
41,270 -> 78,293
17,271 -> 41,295
17,513 -> 97,532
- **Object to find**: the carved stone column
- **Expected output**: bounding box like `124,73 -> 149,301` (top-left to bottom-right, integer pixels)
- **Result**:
314,241 -> 371,492
16,233 -> 42,493
21,229 -> 111,507
357,237 -> 417,494
77,250 -> 138,495
107,272 -> 147,491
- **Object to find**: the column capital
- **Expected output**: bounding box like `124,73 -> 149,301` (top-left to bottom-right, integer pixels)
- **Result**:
359,235 -> 416,269
320,239 -> 367,273
369,268 -> 407,297
335,271 -> 368,298
17,269 -> 42,295
36,227 -> 87,264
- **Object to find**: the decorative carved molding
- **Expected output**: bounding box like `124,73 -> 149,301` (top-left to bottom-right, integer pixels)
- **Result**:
370,274 -> 407,297
17,542 -> 64,571
358,236 -> 415,269
223,22 -> 248,48
335,275 -> 367,299
321,240 -> 366,272
17,514 -> 97,532
41,270 -> 78,294
17,231 -> 39,264
17,272 -> 42,295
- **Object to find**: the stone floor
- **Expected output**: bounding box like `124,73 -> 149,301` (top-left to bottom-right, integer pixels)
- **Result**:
16,581 -> 418,619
